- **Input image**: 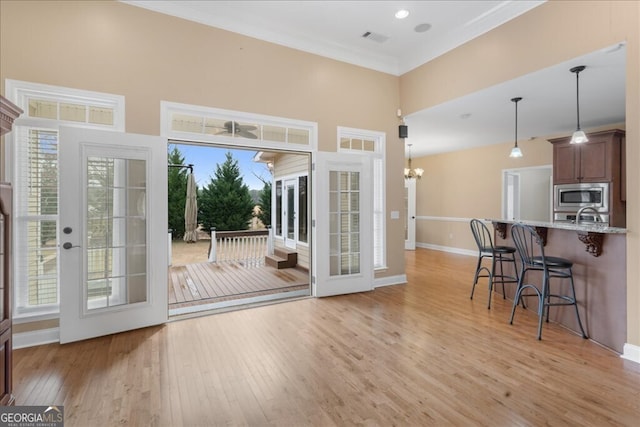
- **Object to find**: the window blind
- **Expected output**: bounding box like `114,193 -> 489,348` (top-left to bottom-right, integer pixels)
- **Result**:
14,127 -> 59,313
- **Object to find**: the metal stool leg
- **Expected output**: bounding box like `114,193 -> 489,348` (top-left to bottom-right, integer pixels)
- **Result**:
498,253 -> 506,298
470,254 -> 483,299
487,256 -> 497,309
509,275 -> 523,324
568,270 -> 588,339
537,273 -> 549,340
513,255 -> 525,309
510,267 -> 528,323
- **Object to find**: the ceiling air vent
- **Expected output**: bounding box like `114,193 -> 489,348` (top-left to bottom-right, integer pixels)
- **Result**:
362,31 -> 389,43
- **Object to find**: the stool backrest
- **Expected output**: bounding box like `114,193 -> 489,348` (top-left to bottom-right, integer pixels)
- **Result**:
470,219 -> 493,253
511,223 -> 546,268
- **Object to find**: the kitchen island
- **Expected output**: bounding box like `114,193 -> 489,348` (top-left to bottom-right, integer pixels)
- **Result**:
488,219 -> 626,353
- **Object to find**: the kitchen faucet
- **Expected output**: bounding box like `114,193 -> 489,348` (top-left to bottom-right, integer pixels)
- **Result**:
576,205 -> 604,224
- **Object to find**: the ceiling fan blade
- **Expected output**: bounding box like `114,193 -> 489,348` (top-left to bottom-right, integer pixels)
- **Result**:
238,130 -> 258,139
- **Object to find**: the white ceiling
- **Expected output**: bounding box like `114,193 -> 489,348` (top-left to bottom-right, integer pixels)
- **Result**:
123,0 -> 626,157
407,43 -> 626,157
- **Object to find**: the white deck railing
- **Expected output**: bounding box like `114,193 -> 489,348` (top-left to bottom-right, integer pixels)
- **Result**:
208,228 -> 271,267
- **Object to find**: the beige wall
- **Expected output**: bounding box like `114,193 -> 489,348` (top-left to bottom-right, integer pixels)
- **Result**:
401,1 -> 640,349
412,137 -> 552,252
0,0 -> 404,332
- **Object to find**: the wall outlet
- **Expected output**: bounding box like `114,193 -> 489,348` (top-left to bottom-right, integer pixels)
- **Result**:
449,233 -> 454,239
390,211 -> 400,219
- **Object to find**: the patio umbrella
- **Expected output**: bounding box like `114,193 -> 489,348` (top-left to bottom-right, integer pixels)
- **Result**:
183,171 -> 198,243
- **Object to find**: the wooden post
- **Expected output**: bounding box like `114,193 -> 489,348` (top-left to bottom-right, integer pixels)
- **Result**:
208,227 -> 217,262
267,225 -> 274,256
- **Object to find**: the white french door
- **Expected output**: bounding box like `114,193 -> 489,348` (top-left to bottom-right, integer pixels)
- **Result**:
314,152 -> 373,297
58,126 -> 167,344
404,178 -> 416,250
283,179 -> 297,249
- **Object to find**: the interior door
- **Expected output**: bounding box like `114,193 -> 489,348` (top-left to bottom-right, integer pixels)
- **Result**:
314,152 -> 373,297
283,179 -> 297,249
59,126 -> 167,344
404,178 -> 416,250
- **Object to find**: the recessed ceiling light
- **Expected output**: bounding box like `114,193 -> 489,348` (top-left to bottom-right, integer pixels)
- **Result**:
414,23 -> 432,33
395,9 -> 409,19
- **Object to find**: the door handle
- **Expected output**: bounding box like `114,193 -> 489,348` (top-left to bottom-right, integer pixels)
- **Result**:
62,242 -> 81,250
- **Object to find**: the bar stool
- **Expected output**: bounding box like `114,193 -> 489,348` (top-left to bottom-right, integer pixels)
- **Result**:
469,219 -> 519,309
509,223 -> 588,340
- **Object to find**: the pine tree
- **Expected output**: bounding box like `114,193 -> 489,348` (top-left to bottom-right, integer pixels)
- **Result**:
256,180 -> 271,227
167,146 -> 189,239
199,152 -> 254,231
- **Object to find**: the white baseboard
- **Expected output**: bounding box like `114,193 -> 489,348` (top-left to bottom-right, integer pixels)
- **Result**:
416,242 -> 476,257
374,274 -> 407,288
13,327 -> 60,349
621,343 -> 640,365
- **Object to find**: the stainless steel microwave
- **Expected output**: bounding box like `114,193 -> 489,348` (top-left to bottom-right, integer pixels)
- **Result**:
554,182 -> 609,212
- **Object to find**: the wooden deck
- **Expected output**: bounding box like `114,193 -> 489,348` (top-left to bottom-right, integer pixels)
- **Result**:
168,261 -> 309,312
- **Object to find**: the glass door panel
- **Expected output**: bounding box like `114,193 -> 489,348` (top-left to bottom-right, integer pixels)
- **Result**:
59,126 -> 167,344
314,152 -> 372,297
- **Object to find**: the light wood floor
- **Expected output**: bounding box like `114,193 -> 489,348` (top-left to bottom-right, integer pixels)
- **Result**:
13,249 -> 640,426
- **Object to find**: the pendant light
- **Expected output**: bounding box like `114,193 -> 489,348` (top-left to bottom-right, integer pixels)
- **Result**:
570,65 -> 588,144
404,144 -> 423,179
509,97 -> 523,158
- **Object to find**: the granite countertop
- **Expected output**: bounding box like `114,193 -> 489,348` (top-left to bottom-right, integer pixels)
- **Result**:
487,219 -> 627,234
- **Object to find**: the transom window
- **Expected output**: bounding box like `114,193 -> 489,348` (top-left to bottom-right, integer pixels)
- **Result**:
161,102 -> 317,151
5,79 -> 124,318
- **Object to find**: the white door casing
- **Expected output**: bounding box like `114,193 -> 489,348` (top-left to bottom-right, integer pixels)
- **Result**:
314,152 -> 373,297
283,179 -> 297,249
404,178 -> 416,250
59,126 -> 167,344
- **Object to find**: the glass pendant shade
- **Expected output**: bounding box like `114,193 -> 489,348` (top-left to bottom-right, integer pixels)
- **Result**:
509,145 -> 523,158
571,129 -> 588,144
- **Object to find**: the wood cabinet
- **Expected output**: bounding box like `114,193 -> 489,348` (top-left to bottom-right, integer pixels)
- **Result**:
550,129 -> 626,227
0,95 -> 22,406
550,129 -> 624,184
0,184 -> 13,405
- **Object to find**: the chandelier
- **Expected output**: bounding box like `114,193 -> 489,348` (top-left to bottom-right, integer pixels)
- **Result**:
404,144 -> 424,179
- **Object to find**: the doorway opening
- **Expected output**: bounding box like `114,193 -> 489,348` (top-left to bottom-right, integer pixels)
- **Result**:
502,165 -> 553,222
167,142 -> 311,317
